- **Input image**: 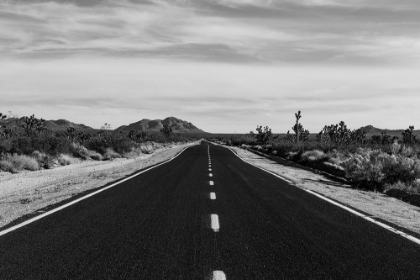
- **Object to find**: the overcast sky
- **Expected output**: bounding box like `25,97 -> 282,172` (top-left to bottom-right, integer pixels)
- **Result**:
1,0 -> 419,133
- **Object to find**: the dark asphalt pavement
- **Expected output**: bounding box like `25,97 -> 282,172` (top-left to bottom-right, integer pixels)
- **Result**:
1,142 -> 420,279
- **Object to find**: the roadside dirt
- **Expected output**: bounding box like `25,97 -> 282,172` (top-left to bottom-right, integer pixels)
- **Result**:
0,142 -> 198,228
229,146 -> 420,235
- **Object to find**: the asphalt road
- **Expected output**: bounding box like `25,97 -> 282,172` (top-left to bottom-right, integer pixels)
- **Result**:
1,142 -> 420,279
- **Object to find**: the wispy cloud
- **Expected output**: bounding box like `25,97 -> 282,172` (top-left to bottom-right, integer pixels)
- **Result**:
1,0 -> 419,65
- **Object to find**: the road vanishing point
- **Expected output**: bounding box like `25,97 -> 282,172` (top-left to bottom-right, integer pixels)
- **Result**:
1,142 -> 420,279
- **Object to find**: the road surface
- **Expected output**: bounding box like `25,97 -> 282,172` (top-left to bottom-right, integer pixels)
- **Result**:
1,142 -> 420,279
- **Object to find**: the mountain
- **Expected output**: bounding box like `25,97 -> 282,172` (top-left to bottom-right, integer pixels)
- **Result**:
359,125 -> 420,135
0,117 -> 93,131
116,117 -> 207,133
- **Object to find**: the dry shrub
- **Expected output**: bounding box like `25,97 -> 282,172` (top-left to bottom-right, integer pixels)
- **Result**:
384,180 -> 420,194
300,150 -> 327,162
123,147 -> 142,159
57,154 -> 80,166
0,160 -> 16,173
89,152 -> 103,161
30,150 -> 52,169
103,148 -> 121,160
341,149 -> 420,192
0,154 -> 39,172
71,143 -> 102,161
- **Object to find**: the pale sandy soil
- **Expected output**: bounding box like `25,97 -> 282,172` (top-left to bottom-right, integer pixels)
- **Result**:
229,146 -> 420,234
0,142 -> 199,228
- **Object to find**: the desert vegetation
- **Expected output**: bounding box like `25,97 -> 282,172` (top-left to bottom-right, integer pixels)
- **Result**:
0,113 -> 196,173
209,111 -> 420,201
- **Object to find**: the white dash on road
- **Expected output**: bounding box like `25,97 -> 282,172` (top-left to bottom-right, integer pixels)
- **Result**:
209,181 -> 214,185
210,192 -> 216,200
211,214 -> 220,232
211,271 -> 226,280
209,168 -> 212,171
209,173 -> 213,177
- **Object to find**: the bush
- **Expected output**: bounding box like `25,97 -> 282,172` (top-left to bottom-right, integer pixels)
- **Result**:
300,150 -> 327,163
341,149 -> 420,192
0,154 -> 39,172
0,160 -> 16,173
103,148 -> 122,160
57,154 -> 80,166
70,143 -> 102,160
341,149 -> 387,191
382,155 -> 420,185
385,180 -> 420,194
123,147 -> 143,159
31,150 -> 52,169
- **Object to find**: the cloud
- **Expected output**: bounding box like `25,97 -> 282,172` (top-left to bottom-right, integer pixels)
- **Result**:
1,0 -> 420,66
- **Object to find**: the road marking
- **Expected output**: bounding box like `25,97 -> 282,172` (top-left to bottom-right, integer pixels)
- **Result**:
209,173 -> 213,177
220,142 -> 420,246
211,214 -> 220,232
210,271 -> 226,280
209,181 -> 214,185
210,192 -> 216,200
209,168 -> 212,171
0,145 -> 193,238
306,190 -> 420,246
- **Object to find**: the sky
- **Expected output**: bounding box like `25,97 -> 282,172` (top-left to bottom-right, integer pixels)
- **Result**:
1,0 -> 420,133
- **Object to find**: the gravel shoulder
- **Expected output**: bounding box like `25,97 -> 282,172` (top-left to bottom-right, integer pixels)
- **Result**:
0,142 -> 199,228
228,146 -> 420,235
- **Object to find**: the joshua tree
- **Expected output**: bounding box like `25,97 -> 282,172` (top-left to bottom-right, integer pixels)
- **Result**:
22,114 -> 46,137
402,126 -> 416,144
250,125 -> 273,144
285,111 -> 309,145
100,123 -> 112,130
161,124 -> 173,138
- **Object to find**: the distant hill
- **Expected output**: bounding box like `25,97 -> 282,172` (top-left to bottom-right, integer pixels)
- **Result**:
0,117 -> 93,131
359,125 -> 420,135
116,117 -> 207,133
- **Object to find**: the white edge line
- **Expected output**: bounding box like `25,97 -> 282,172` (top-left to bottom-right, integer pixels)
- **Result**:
0,145 -> 193,237
305,190 -> 420,246
225,146 -> 292,184
219,143 -> 420,247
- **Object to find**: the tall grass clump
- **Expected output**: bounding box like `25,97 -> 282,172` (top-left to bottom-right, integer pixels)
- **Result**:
0,154 -> 39,172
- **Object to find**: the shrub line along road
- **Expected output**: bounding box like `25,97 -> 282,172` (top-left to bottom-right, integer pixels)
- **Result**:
1,142 -> 420,279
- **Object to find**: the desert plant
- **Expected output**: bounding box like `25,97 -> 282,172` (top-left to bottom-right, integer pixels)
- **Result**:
341,149 -> 387,191
249,126 -> 273,144
285,111 -> 309,146
21,115 -> 46,137
402,126 -> 417,144
161,124 -> 173,138
390,140 -> 401,155
103,148 -> 122,160
0,154 -> 39,172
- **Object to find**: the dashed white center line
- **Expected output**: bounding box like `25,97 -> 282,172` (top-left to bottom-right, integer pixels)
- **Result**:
211,271 -> 226,280
209,181 -> 214,185
211,214 -> 220,232
209,168 -> 212,171
209,173 -> 213,177
210,192 -> 216,200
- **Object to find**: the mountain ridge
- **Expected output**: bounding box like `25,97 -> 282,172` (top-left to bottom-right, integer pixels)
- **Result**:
116,117 -> 207,133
